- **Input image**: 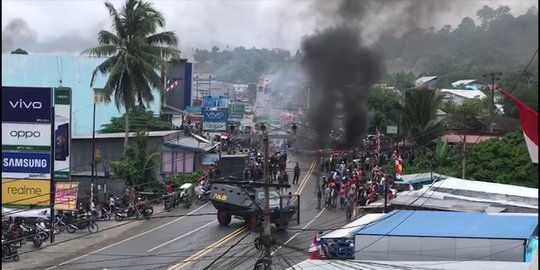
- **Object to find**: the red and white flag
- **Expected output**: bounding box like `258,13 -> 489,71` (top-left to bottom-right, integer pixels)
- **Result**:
166,80 -> 181,92
308,231 -> 319,259
498,89 -> 538,164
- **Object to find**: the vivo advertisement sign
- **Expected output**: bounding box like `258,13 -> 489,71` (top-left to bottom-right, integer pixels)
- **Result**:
2,123 -> 51,147
203,109 -> 228,122
2,87 -> 52,123
2,152 -> 51,175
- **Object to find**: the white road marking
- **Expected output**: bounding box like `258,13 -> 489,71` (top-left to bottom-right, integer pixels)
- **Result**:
45,202 -> 210,270
271,207 -> 326,255
147,221 -> 216,252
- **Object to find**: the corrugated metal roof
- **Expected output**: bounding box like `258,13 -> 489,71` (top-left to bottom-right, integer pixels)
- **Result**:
321,213 -> 384,239
451,79 -> 479,88
73,130 -> 179,139
415,76 -> 438,86
441,89 -> 487,99
431,176 -> 538,199
355,210 -> 537,239
288,260 -> 531,270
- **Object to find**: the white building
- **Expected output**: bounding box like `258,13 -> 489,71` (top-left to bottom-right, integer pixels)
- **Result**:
440,89 -> 487,105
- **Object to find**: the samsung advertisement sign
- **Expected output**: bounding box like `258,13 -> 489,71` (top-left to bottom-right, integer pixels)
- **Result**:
2,87 -> 52,123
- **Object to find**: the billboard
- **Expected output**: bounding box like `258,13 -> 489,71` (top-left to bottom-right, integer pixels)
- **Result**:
1,179 -> 51,205
2,152 -> 51,177
202,96 -> 229,109
54,182 -> 79,211
54,88 -> 72,180
186,106 -> 202,115
2,87 -> 52,123
202,109 -> 228,132
229,104 -> 245,119
2,123 -> 52,148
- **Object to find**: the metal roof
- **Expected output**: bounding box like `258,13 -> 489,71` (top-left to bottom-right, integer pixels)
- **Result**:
73,130 -> 179,139
451,79 -> 480,88
288,260 -> 532,270
415,76 -> 438,86
441,89 -> 487,99
355,210 -> 538,240
320,213 -> 384,239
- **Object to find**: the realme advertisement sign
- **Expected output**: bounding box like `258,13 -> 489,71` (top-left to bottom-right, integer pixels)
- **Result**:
1,179 -> 51,205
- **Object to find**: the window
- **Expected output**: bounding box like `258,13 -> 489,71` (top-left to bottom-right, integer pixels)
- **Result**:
94,88 -> 105,104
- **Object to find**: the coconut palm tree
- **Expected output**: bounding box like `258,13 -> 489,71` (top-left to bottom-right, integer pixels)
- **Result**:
395,89 -> 444,147
82,0 -> 180,147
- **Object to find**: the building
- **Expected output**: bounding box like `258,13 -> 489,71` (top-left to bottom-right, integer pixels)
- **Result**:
289,260 -> 532,270
451,79 -> 488,90
2,54 -> 194,136
440,89 -> 487,105
392,174 -> 538,213
354,210 -> 538,262
415,76 -> 438,90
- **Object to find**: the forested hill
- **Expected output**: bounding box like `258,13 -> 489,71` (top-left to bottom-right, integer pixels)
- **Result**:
193,5 -> 538,86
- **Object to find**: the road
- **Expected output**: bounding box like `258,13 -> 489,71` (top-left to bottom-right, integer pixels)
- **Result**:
8,154 -> 349,270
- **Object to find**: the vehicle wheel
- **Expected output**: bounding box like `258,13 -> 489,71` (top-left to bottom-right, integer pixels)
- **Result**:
12,240 -> 22,248
217,210 -> 231,226
13,255 -> 19,261
146,206 -> 154,215
104,213 -> 111,221
88,223 -> 99,233
33,235 -> 43,248
66,225 -> 77,233
248,216 -> 258,230
115,214 -> 124,222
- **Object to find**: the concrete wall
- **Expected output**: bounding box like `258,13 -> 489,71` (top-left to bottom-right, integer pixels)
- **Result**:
355,235 -> 525,262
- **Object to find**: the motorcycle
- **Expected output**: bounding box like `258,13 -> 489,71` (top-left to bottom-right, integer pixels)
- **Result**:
66,213 -> 99,234
196,184 -> 211,204
163,192 -> 180,211
1,239 -> 19,261
137,198 -> 154,218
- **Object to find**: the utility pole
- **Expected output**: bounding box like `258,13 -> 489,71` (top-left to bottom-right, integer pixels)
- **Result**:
483,72 -> 502,133
91,102 -> 96,204
462,115 -> 467,179
262,131 -> 272,270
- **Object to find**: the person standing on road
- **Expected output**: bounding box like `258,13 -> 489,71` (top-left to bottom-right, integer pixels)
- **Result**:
316,188 -> 322,210
293,163 -> 300,184
108,194 -> 116,212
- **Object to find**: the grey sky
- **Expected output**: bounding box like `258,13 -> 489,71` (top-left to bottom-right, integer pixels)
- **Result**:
1,0 -> 537,56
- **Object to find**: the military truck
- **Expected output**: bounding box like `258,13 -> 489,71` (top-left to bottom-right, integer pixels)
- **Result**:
209,182 -> 299,230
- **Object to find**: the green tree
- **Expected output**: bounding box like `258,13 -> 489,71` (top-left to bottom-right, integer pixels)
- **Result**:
395,89 -> 444,147
101,110 -> 171,133
498,71 -> 538,118
368,87 -> 401,133
466,132 -> 538,188
82,0 -> 180,147
110,132 -> 160,191
441,98 -> 488,132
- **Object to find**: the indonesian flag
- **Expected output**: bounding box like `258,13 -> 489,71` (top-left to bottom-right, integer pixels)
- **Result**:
498,89 -> 538,164
166,79 -> 181,92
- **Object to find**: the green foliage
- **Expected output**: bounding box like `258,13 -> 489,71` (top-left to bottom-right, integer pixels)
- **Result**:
498,71 -> 539,118
395,90 -> 444,147
441,98 -> 489,132
194,47 -> 297,83
110,132 -> 161,191
466,132 -> 538,188
100,109 -> 171,133
367,87 -> 401,133
164,172 -> 205,190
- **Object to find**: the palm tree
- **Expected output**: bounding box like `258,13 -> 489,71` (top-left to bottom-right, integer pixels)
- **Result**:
82,0 -> 180,147
395,89 -> 444,147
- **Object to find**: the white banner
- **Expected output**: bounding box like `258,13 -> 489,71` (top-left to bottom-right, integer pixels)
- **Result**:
2,123 -> 51,147
203,122 -> 227,131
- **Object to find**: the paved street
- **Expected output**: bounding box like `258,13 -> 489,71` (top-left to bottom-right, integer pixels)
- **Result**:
2,154 -> 349,270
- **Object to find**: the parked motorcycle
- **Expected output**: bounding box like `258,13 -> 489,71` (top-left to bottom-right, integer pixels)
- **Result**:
1,239 -> 19,261
66,213 -> 99,234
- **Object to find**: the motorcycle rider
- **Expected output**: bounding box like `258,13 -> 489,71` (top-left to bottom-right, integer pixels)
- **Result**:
108,194 -> 116,212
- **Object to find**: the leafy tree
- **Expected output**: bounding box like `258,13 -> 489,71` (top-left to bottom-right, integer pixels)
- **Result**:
441,98 -> 489,132
497,70 -> 539,118
110,132 -> 161,191
100,109 -> 171,133
367,87 -> 401,133
11,48 -> 28,54
82,0 -> 180,147
466,132 -> 538,188
395,89 -> 444,147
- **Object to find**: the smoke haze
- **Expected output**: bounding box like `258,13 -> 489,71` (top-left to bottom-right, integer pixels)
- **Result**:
300,0 -> 452,149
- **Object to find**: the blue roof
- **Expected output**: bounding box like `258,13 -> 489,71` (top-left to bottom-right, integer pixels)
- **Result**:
355,210 -> 538,240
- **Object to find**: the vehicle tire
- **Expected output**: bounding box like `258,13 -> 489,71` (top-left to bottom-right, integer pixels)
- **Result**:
104,213 -> 111,221
66,225 -> 77,233
88,222 -> 99,233
13,254 -> 20,261
146,206 -> 154,215
115,214 -> 124,222
248,216 -> 258,230
33,235 -> 43,248
217,210 -> 231,226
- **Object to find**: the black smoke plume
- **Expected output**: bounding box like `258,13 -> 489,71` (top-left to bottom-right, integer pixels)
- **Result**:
301,1 -> 381,149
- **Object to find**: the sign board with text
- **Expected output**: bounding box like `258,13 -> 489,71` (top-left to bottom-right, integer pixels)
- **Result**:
2,123 -> 52,148
54,182 -> 78,211
202,109 -> 228,131
228,104 -> 245,119
202,96 -> 229,109
386,125 -> 398,134
2,87 -> 52,123
1,179 -> 50,206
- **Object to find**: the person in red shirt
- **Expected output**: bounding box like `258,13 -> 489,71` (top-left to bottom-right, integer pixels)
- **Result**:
167,182 -> 173,201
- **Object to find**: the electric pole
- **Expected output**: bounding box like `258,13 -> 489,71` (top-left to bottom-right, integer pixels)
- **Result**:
262,132 -> 271,270
483,72 -> 502,133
